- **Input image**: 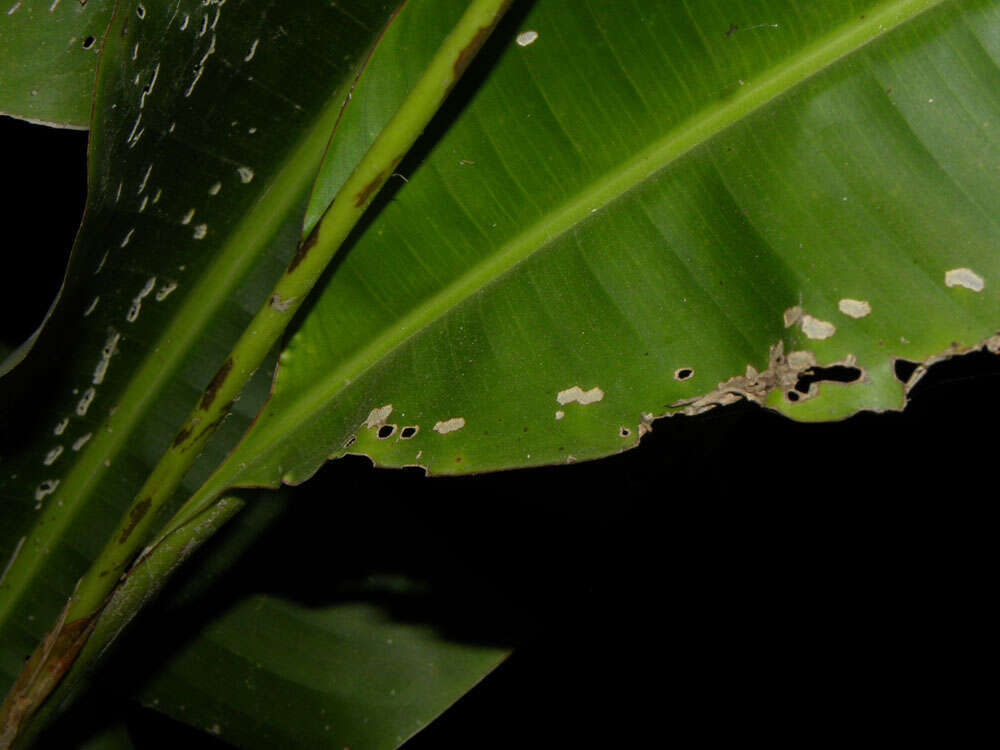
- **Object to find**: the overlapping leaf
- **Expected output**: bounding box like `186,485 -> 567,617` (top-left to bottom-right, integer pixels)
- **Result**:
0,0 -> 399,698
0,0 -> 114,128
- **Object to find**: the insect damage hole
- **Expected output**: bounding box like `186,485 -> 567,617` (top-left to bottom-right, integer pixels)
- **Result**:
893,359 -> 921,385
792,365 -> 862,395
377,424 -> 396,440
82,35 -> 96,49
400,426 -> 419,439
674,367 -> 694,381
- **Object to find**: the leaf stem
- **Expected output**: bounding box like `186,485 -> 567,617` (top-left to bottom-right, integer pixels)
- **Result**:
10,496 -> 246,750
0,0 -> 514,742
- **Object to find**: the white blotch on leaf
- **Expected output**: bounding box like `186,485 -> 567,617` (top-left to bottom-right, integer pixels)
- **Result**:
944,267 -> 984,292
364,405 -> 393,429
83,296 -> 99,317
208,181 -> 221,195
838,298 -> 872,318
555,410 -> 565,420
556,385 -> 604,405
237,166 -> 254,183
137,164 -> 153,193
72,433 -> 92,452
43,446 -> 64,466
93,330 -> 121,383
53,418 -> 69,436
76,387 -> 96,416
34,480 -> 59,503
180,208 -> 195,225
193,224 -> 208,239
783,305 -> 802,327
516,30 -> 538,46
800,314 -> 836,340
433,417 -> 466,434
155,281 -> 178,301
244,38 -> 259,62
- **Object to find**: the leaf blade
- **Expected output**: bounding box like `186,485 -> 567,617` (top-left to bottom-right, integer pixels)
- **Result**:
195,0 -> 998,493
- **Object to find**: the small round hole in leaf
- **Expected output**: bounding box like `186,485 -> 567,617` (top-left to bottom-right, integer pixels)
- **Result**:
377,424 -> 396,439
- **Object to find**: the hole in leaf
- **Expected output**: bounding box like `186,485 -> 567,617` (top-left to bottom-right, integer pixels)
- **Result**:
674,368 -> 694,381
786,391 -> 800,402
82,36 -> 96,49
794,365 -> 862,394
400,426 -> 418,440
619,427 -> 631,438
894,359 -> 920,384
377,424 -> 396,440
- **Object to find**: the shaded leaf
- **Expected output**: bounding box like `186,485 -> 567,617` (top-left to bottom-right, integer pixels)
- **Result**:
0,0 -> 399,696
137,596 -> 506,749
0,0 -> 114,128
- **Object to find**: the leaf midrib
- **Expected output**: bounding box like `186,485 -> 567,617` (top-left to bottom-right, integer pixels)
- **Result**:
0,80 -> 355,628
216,0 -> 947,485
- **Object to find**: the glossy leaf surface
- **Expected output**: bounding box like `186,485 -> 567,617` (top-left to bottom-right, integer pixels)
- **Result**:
0,0 -> 113,128
0,0 -> 399,698
129,493 -> 506,750
137,596 -> 505,749
192,0 -> 998,497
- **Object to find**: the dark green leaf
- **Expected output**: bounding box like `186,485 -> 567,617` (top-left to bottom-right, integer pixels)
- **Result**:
0,0 -> 113,128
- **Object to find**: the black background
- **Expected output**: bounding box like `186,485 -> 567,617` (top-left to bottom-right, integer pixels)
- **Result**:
2,114 -> 996,747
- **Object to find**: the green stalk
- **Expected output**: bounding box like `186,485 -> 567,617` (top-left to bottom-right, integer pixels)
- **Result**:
68,0 -> 513,619
0,0 -> 513,744
13,496 -> 246,750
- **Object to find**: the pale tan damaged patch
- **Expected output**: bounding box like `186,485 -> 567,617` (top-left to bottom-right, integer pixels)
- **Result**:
784,305 -> 837,339
363,404 -> 393,430
944,267 -> 985,292
557,385 -> 604,405
670,342 -> 860,415
800,314 -> 836,340
433,417 -> 466,434
838,298 -> 872,318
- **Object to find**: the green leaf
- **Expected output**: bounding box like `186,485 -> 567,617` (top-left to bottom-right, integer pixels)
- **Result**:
186,0 -> 998,498
136,595 -> 506,749
0,0 -> 401,696
0,0 -> 114,128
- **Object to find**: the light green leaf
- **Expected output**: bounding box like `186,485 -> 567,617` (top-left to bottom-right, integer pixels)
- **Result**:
0,0 -> 401,696
186,0 -> 998,499
0,0 -> 114,128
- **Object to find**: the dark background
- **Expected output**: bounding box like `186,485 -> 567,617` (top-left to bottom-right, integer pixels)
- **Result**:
3,115 -> 995,747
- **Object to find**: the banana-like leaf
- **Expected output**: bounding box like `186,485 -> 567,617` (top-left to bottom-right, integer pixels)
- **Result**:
182,0 -> 998,499
0,0 -> 114,128
115,492 -> 505,750
136,596 -> 506,749
0,0 -> 401,696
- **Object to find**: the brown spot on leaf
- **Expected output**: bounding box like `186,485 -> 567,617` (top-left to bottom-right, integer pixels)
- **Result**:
200,357 -> 233,410
453,0 -> 512,78
354,169 -> 386,208
172,425 -> 194,448
725,23 -> 738,37
289,226 -> 320,273
118,497 -> 152,543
